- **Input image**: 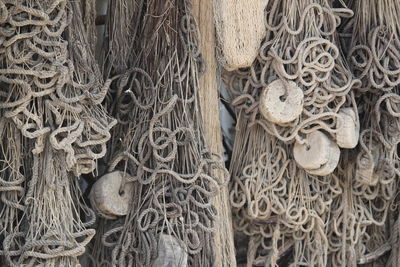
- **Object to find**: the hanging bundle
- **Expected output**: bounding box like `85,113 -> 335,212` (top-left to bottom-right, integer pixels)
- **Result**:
213,0 -> 268,70
0,118 -> 26,266
88,0 -> 227,266
0,0 -> 115,265
230,114 -> 338,266
0,0 -> 115,176
85,0 -> 144,264
99,0 -> 142,78
346,0 -> 400,92
332,0 -> 400,265
225,0 -> 361,265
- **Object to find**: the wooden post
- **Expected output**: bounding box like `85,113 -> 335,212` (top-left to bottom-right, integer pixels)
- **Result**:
192,1 -> 237,266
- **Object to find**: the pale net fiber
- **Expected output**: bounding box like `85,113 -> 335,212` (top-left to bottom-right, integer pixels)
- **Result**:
0,119 -> 26,265
230,115 -> 337,266
85,0 -> 143,265
86,0 -> 227,266
0,0 -> 115,265
213,0 -> 268,71
336,0 -> 400,265
225,0 -> 364,265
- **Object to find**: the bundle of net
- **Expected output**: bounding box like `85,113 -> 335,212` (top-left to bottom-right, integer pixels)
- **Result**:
79,1 -> 143,263
100,0 -> 145,162
80,1 -> 144,264
0,0 -> 116,265
224,0 -> 359,265
224,0 -> 361,178
333,0 -> 400,265
213,0 -> 267,70
229,114 -> 340,266
85,1 -> 227,266
344,0 -> 400,93
328,148 -> 398,266
0,118 -> 26,266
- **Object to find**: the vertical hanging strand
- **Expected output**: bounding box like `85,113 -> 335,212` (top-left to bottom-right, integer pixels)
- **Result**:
339,0 -> 400,265
87,1 -> 145,265
224,0 -> 358,265
91,0 -> 226,266
0,0 -> 114,265
0,118 -> 26,266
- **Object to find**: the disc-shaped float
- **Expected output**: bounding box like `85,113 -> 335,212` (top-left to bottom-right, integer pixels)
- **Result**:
90,171 -> 133,218
259,79 -> 304,125
293,130 -> 340,176
336,108 -> 359,149
306,139 -> 340,176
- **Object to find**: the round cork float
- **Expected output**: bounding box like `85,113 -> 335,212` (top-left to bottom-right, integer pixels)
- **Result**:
90,171 -> 133,218
293,130 -> 340,176
259,79 -> 304,125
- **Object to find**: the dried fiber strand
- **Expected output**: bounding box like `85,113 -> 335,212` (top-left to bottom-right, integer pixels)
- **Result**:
230,114 -> 333,266
0,118 -> 26,266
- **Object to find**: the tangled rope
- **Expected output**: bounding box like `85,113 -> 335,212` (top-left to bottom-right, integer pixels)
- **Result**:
226,0 -> 362,265
225,0 -> 359,145
230,115 -> 335,266
0,0 -> 115,176
329,0 -> 400,265
0,0 -> 114,265
88,1 -> 226,266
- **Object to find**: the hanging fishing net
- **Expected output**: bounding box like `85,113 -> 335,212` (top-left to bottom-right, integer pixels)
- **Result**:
224,0 -> 364,265
334,0 -> 400,265
86,0 -> 227,266
2,0 -> 400,266
0,0 -> 114,265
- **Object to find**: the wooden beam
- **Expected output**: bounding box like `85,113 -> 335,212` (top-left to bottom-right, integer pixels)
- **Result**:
191,1 -> 237,266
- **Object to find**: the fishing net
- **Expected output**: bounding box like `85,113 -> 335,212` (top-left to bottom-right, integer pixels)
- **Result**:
0,0 -> 114,265
85,1 -> 143,264
332,0 -> 400,265
87,0 -> 227,266
225,0 -> 364,185
224,0 -> 364,265
0,0 -> 115,175
2,0 -> 400,266
230,114 -> 338,266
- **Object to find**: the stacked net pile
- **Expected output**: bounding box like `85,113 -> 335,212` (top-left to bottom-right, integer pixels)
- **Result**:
86,0 -> 227,266
0,0 -> 115,265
